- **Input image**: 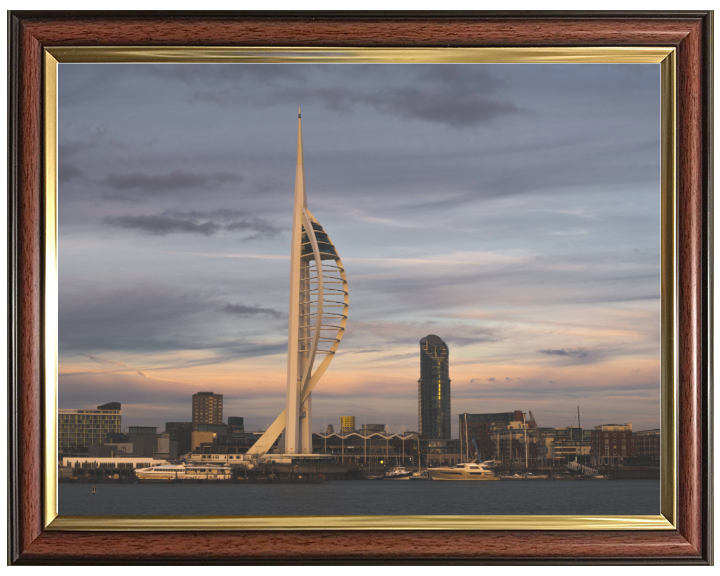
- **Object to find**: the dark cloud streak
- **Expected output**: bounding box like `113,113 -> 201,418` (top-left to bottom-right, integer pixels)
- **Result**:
539,347 -> 589,358
101,169 -> 242,194
104,209 -> 281,239
220,303 -> 285,319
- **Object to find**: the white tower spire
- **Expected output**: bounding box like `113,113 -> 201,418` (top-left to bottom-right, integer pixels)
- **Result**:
246,113 -> 349,458
285,109 -> 306,453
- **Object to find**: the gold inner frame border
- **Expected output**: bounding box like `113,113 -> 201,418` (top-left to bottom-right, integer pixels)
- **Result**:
43,46 -> 677,532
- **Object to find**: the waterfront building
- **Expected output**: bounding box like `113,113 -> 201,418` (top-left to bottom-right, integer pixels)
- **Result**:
58,402 -> 122,454
246,112 -> 348,460
632,429 -> 660,463
423,438 -> 462,467
228,417 -> 245,432
165,421 -> 193,432
192,392 -> 223,427
418,335 -> 451,439
129,426 -> 157,435
313,431 -> 419,467
165,423 -> 193,456
89,442 -> 133,457
534,426 -> 592,466
547,437 -> 591,465
489,420 -> 537,466
361,423 -> 385,434
167,427 -> 192,456
536,427 -> 555,463
129,427 -> 162,458
340,416 -> 356,434
61,456 -> 168,479
197,423 -> 228,434
192,430 -> 273,455
191,431 -> 215,452
591,423 -> 633,466
458,411 -> 524,463
554,426 -> 584,441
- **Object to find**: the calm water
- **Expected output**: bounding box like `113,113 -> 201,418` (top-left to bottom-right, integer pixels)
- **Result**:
59,480 -> 659,516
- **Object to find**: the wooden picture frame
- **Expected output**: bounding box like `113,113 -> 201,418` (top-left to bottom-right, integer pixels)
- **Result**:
8,11 -> 712,564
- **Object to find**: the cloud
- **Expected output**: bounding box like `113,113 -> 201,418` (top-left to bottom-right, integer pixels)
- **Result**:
58,127 -> 110,157
59,282 -> 289,363
539,347 -> 589,358
346,319 -> 504,348
186,64 -> 525,129
105,213 -> 220,236
220,303 -> 284,319
150,63 -> 304,86
58,162 -> 84,184
101,169 -> 241,195
362,90 -> 522,128
275,83 -> 524,129
104,209 -> 281,239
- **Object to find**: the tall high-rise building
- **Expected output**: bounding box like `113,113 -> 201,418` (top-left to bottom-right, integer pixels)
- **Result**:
418,335 -> 451,439
192,392 -> 223,427
59,402 -> 122,453
340,416 -> 356,433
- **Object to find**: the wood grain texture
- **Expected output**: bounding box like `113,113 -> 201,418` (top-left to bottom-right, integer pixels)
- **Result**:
20,530 -> 701,563
676,20 -> 705,554
16,17 -> 44,555
18,15 -> 700,47
8,12 -> 712,565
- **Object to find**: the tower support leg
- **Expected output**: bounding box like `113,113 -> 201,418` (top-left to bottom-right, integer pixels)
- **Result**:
300,393 -> 312,453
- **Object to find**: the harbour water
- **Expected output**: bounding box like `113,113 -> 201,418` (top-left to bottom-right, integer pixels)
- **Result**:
59,479 -> 659,516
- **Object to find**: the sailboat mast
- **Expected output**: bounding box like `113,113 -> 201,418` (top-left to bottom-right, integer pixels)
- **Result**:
524,413 -> 528,469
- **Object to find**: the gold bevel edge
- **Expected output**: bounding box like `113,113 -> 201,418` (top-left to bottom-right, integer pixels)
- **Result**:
659,51 -> 677,529
42,45 -> 678,531
48,514 -> 673,531
46,46 -> 674,64
44,50 -> 59,528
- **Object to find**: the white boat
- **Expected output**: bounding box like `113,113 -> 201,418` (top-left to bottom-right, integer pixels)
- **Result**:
135,463 -> 233,482
384,466 -> 413,479
427,461 -> 499,481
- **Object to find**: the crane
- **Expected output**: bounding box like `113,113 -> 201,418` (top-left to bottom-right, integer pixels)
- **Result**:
528,410 -> 538,429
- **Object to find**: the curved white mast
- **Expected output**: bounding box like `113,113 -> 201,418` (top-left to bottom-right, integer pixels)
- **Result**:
246,112 -> 349,458
283,110 -> 304,453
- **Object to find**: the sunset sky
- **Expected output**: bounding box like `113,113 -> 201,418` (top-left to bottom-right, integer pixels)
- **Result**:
58,62 -> 661,436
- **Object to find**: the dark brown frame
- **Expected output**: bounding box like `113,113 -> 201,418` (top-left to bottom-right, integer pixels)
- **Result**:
8,11 -> 713,564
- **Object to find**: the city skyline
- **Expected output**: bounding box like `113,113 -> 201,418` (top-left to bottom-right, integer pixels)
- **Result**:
58,63 -> 662,435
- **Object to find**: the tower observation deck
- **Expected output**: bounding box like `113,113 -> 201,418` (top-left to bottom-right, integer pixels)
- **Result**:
247,112 -> 349,457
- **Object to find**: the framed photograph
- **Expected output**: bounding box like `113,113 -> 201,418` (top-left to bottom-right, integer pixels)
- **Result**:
8,11 -> 712,564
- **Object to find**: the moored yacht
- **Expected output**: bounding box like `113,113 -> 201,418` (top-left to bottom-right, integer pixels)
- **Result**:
135,463 -> 233,482
426,460 -> 499,481
384,466 -> 413,479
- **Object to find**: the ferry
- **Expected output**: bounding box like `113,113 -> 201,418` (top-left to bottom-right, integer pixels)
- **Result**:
426,461 -> 500,481
135,463 -> 233,482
